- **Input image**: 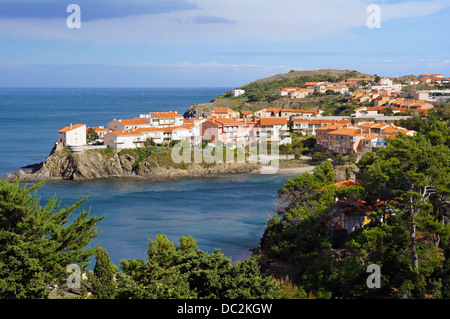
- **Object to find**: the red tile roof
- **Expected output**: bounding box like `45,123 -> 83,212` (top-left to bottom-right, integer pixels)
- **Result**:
260,118 -> 288,126
58,124 -> 86,133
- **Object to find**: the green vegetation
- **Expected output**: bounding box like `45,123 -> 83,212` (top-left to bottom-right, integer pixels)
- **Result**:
254,118 -> 450,298
116,234 -> 285,299
0,179 -> 104,298
86,128 -> 100,144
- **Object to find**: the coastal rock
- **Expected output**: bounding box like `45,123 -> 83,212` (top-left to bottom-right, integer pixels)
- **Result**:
2,149 -> 259,183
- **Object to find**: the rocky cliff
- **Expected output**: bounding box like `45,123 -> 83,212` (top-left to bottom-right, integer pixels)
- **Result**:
2,149 -> 260,183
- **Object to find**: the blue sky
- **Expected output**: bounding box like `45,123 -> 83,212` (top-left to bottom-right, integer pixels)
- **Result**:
0,0 -> 449,87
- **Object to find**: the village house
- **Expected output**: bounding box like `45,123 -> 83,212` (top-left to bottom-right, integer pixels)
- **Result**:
210,107 -> 240,119
368,78 -> 402,94
279,87 -> 301,97
356,135 -> 390,154
254,108 -> 283,118
281,109 -> 323,119
279,87 -> 314,99
107,118 -> 152,131
104,130 -> 145,151
231,89 -> 245,97
326,127 -> 369,154
201,118 -> 248,145
344,78 -> 375,87
57,124 -> 87,149
292,118 -> 349,136
135,127 -> 165,145
259,117 -> 291,145
388,98 -> 434,110
241,111 -> 253,118
405,79 -> 421,85
324,177 -> 397,245
315,122 -> 416,155
288,88 -> 315,99
139,111 -> 184,127
166,126 -> 196,143
324,177 -> 370,236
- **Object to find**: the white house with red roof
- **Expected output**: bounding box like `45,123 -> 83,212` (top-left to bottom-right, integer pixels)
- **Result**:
107,118 -> 152,131
259,117 -> 291,145
104,130 -> 146,151
139,111 -> 184,127
57,124 -> 86,149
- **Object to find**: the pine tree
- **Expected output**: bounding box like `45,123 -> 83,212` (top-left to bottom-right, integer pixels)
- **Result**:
90,247 -> 117,299
0,178 -> 104,298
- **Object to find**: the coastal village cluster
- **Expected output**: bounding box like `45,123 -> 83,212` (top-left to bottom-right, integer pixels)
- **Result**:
57,73 -> 449,157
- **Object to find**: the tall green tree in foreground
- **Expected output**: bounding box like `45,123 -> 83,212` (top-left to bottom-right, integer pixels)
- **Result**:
116,234 -> 285,299
0,179 -> 104,299
88,247 -> 117,299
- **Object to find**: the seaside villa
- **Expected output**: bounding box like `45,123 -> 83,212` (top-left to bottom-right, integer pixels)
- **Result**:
57,124 -> 87,150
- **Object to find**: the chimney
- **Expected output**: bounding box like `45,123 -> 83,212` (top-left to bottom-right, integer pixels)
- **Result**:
351,176 -> 356,184
69,123 -> 72,129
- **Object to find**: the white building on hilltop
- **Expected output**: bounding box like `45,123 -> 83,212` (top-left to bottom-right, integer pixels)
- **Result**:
57,124 -> 86,149
368,78 -> 402,94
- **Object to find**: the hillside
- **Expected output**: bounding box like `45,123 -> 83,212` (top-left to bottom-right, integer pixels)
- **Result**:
243,68 -> 373,86
183,69 -> 374,118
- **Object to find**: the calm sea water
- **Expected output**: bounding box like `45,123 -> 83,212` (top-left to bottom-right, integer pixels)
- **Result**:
0,88 -> 295,266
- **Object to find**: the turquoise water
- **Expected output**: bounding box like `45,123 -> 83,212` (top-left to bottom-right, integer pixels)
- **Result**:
0,88 -> 295,266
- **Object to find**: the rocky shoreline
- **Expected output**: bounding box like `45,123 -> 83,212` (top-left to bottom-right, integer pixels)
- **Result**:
2,148 -> 315,184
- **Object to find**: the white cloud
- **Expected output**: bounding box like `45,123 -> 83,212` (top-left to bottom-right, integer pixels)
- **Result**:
0,0 -> 448,45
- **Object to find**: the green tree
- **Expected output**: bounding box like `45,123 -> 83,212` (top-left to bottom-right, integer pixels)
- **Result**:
0,179 -> 104,298
89,247 -> 117,299
87,127 -> 100,143
116,235 -> 285,299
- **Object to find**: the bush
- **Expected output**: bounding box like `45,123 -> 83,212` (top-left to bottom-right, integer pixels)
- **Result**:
312,151 -> 330,162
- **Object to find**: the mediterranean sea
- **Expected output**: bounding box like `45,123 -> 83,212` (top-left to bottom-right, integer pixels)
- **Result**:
0,88 -> 296,266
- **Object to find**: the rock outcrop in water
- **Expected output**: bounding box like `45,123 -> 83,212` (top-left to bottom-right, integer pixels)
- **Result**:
2,148 -> 260,183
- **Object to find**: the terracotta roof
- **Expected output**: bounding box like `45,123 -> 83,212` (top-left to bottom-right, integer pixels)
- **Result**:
135,127 -> 165,133
212,107 -> 235,114
316,124 -> 346,131
328,128 -> 362,136
58,124 -> 86,133
333,178 -> 362,188
210,118 -> 245,125
86,127 -> 111,133
260,118 -> 287,126
120,119 -> 149,125
150,112 -> 183,118
109,130 -> 143,136
293,118 -> 348,125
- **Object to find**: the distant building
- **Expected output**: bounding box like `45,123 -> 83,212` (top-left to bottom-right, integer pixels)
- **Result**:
107,118 -> 152,131
231,89 -> 245,97
57,124 -> 86,149
259,117 -> 291,145
210,107 -> 240,119
368,78 -> 402,94
139,111 -> 184,127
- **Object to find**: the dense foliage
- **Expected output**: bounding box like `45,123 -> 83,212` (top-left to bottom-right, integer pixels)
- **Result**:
115,235 -> 285,299
254,119 -> 450,298
0,179 -> 104,298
